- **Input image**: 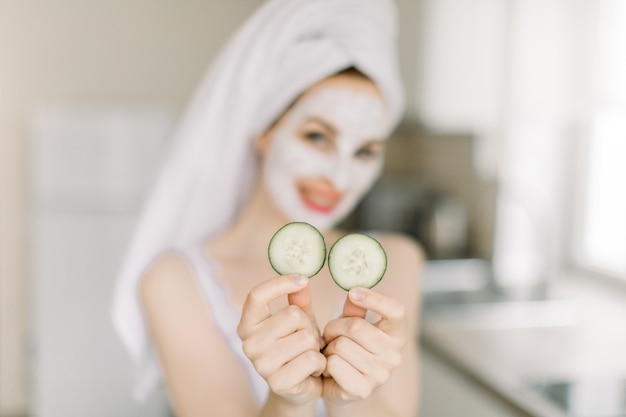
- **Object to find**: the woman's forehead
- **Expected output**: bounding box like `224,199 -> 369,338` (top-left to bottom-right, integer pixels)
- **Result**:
290,85 -> 392,138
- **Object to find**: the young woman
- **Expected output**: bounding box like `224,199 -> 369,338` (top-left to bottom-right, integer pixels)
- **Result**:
111,1 -> 422,416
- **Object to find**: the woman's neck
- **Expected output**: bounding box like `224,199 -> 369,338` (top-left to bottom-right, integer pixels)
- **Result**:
208,181 -> 345,262
208,183 -> 291,260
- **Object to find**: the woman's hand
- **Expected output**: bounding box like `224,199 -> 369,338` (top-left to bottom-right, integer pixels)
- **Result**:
321,287 -> 407,404
237,275 -> 326,407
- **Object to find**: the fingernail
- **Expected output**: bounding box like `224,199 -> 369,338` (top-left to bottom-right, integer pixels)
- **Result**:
349,288 -> 366,301
292,275 -> 308,285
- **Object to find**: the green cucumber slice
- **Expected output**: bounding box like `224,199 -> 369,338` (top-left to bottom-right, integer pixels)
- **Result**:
328,233 -> 387,290
268,222 -> 326,277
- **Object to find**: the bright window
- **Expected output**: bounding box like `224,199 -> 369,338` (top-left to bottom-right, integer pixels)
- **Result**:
575,0 -> 626,278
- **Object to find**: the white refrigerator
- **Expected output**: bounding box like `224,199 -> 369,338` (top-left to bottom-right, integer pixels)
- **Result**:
30,105 -> 174,417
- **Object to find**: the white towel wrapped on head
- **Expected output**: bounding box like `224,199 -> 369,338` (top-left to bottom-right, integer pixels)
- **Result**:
111,0 -> 404,401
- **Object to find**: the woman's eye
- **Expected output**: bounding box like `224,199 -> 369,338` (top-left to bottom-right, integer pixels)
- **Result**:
303,131 -> 328,145
355,147 -> 381,160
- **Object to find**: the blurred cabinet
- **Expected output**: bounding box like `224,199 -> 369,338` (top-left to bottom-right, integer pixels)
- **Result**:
419,347 -> 522,417
350,124 -> 497,261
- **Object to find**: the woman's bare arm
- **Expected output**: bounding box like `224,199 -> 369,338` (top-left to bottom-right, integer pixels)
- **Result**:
140,252 -> 260,416
140,253 -> 326,417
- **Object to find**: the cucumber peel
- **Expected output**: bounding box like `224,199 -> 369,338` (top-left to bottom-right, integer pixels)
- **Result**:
267,223 -> 388,289
268,222 -> 326,277
328,233 -> 387,290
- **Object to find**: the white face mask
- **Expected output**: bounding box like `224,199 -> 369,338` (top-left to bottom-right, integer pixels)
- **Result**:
261,83 -> 392,231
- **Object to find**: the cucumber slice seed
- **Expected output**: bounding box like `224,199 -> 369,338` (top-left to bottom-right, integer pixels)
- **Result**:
268,222 -> 326,277
328,233 -> 387,290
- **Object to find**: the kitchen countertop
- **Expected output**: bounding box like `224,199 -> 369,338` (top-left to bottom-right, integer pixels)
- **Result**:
420,271 -> 626,417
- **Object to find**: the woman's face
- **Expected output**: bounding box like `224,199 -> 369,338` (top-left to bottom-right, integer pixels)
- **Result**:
259,74 -> 393,231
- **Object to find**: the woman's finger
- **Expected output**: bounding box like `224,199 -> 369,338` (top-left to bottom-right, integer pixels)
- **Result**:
243,307 -> 319,360
324,354 -> 374,400
345,287 -> 406,337
323,316 -> 390,353
266,350 -> 326,393
288,285 -> 323,348
341,294 -> 367,318
250,328 -> 322,377
323,336 -> 396,385
238,275 -> 308,336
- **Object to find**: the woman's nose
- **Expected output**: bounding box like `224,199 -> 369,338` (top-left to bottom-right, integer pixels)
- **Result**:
329,158 -> 352,191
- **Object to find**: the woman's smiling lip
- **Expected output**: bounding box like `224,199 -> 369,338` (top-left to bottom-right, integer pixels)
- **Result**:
298,185 -> 342,213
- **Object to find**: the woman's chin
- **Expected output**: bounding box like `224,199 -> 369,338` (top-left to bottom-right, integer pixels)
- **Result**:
280,206 -> 339,231
297,204 -> 354,232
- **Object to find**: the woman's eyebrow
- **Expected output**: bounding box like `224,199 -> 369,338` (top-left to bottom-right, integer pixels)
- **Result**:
359,139 -> 386,148
305,116 -> 337,135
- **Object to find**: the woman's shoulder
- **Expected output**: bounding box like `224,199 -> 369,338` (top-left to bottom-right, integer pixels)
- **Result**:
368,231 -> 425,294
331,228 -> 425,276
372,231 -> 425,266
138,249 -> 225,339
139,250 -> 195,301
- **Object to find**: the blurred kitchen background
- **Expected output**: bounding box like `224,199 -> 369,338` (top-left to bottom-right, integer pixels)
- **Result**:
2,0 -> 626,416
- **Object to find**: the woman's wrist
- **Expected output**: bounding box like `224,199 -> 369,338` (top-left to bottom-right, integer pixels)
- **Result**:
260,391 -> 318,417
324,394 -> 398,417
